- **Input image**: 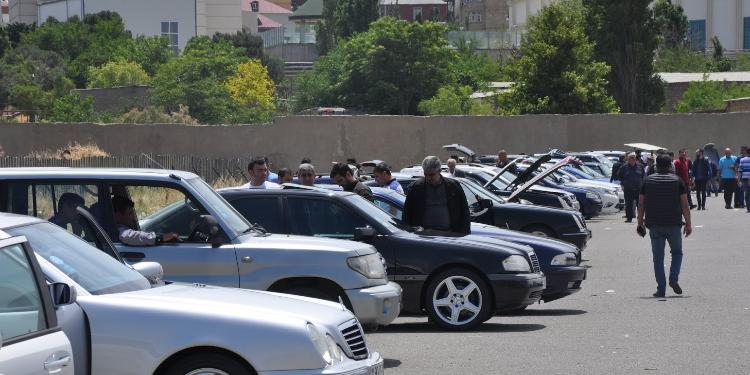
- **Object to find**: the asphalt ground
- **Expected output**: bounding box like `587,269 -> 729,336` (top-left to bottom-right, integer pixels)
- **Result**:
367,194 -> 750,374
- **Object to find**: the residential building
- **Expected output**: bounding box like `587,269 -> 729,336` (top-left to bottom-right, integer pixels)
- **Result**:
459,0 -> 510,31
379,0 -> 449,22
8,0 -> 36,24
245,0 -> 293,32
508,0 -> 750,51
26,0 -> 243,52
288,0 -> 321,43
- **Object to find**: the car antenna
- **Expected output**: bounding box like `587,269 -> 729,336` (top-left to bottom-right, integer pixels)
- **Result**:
142,153 -> 167,169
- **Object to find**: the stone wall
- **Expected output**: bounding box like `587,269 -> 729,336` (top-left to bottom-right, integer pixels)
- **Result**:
2,113 -> 750,172
74,86 -> 151,114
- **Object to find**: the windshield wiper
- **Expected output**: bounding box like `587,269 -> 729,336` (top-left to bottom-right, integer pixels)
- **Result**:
251,223 -> 267,234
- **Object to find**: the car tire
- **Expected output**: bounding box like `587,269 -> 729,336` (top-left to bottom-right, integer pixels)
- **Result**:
162,352 -> 255,375
424,268 -> 492,331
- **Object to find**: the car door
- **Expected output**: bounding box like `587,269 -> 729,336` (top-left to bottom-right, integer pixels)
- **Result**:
108,183 -> 239,287
0,237 -> 74,375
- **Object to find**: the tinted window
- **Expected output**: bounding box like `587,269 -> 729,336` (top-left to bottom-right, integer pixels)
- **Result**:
230,197 -> 284,233
373,197 -> 403,220
287,198 -> 368,239
0,244 -> 47,341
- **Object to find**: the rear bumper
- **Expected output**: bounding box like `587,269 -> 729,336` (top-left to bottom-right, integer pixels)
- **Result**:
488,273 -> 546,310
345,282 -> 402,326
542,266 -> 586,302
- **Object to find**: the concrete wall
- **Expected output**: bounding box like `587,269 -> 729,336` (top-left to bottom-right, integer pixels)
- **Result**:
74,86 -> 151,114
3,114 -> 750,172
8,0 -> 36,24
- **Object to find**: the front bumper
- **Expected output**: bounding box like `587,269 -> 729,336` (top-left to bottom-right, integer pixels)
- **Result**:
560,229 -> 591,250
488,273 -> 546,310
259,352 -> 384,375
581,200 -> 603,218
542,266 -> 587,302
345,282 -> 401,326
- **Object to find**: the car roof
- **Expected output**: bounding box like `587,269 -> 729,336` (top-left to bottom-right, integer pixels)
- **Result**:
0,168 -> 200,181
0,212 -> 46,230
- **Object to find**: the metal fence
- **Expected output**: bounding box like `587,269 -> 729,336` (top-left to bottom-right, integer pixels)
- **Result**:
260,26 -> 317,48
0,154 -> 254,185
447,31 -> 522,49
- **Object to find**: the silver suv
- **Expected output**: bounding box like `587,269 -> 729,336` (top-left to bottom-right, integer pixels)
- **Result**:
0,168 -> 401,327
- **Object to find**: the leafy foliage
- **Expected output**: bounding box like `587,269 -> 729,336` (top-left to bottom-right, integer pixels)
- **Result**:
654,47 -> 710,72
452,41 -> 503,90
710,36 -> 731,72
0,45 -> 74,112
118,105 -> 198,125
115,35 -> 174,77
501,0 -> 618,114
317,0 -> 378,54
675,78 -> 750,113
585,0 -> 665,113
48,92 -> 94,122
224,59 -> 275,122
418,86 -> 495,115
88,61 -> 150,88
212,30 -> 285,84
653,0 -> 688,50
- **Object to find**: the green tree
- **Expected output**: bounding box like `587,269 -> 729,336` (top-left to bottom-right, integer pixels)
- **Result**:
316,0 -> 338,54
88,61 -> 150,88
116,35 -> 174,77
675,77 -> 750,113
452,40 -> 503,90
224,59 -> 276,122
501,0 -> 617,114
48,92 -> 94,122
212,30 -> 285,84
0,45 -> 73,112
653,0 -> 688,49
710,36 -> 731,72
654,46 -> 710,72
336,18 -> 457,114
4,22 -> 36,48
293,46 -> 346,111
0,27 -> 10,59
150,37 -> 248,123
585,0 -> 665,113
418,85 -> 495,115
8,84 -> 55,114
317,0 -> 378,54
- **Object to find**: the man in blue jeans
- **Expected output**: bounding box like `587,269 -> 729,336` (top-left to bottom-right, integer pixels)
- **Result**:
637,154 -> 692,298
739,147 -> 750,212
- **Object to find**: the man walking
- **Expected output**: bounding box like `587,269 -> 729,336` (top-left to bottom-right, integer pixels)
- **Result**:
674,148 -> 696,209
738,147 -> 750,212
330,162 -> 374,201
735,147 -> 748,209
617,153 -> 645,223
404,156 -> 470,235
718,148 -> 738,209
637,154 -> 692,298
691,149 -> 710,210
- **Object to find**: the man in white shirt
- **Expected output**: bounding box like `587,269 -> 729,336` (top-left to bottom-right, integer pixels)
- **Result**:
239,157 -> 281,189
113,196 -> 179,246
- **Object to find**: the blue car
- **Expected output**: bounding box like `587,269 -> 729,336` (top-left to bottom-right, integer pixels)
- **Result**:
370,187 -> 586,305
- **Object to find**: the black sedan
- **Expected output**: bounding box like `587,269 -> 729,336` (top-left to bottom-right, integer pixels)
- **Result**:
219,186 -> 546,331
368,176 -> 592,250
371,187 -> 586,305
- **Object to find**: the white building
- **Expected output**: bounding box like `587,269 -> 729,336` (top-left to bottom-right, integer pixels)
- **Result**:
508,0 -> 750,51
1,0 -> 9,25
12,0 -> 244,52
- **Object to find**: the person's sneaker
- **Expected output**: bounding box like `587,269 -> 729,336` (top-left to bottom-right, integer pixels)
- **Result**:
653,290 -> 666,298
625,219 -> 632,223
669,281 -> 683,295
690,204 -> 697,209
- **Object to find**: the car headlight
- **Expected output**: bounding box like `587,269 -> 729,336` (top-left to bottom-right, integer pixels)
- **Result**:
585,191 -> 600,201
551,253 -> 578,266
347,253 -> 386,279
326,334 -> 344,364
502,255 -> 531,272
306,323 -> 332,365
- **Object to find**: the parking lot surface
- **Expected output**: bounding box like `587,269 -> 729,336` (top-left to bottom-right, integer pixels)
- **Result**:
368,196 -> 750,374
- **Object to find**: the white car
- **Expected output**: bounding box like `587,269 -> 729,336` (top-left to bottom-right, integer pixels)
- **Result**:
0,213 -> 384,375
0,234 -> 75,375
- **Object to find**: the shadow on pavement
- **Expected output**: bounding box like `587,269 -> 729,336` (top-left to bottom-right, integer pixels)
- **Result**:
375,322 -> 546,334
638,295 -> 691,300
510,308 -> 588,316
383,359 -> 401,369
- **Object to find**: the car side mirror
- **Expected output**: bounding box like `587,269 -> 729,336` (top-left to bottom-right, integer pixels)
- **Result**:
478,199 -> 492,210
353,226 -> 377,241
49,282 -> 76,307
196,215 -> 224,248
132,261 -> 164,285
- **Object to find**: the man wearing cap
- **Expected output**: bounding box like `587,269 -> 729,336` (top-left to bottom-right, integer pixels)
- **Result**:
373,162 -> 404,194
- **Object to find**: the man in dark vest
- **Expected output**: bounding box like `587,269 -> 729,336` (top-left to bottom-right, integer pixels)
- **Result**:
637,154 -> 692,298
617,152 -> 645,223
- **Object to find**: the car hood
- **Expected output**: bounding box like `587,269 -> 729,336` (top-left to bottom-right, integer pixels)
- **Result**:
470,223 -> 578,254
398,230 -> 532,256
527,185 -> 568,195
509,156 -> 573,201
82,282 -> 355,327
496,200 -> 572,216
236,232 -> 375,256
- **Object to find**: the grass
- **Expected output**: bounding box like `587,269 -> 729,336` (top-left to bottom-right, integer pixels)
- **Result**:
27,142 -> 110,160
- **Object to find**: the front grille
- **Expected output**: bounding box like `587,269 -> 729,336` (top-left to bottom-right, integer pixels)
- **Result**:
529,290 -> 543,301
529,253 -> 541,273
340,320 -> 369,360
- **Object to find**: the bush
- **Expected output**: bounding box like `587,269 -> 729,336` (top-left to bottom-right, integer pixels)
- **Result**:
675,77 -> 750,113
48,92 -> 94,122
118,105 -> 199,125
88,60 -> 150,88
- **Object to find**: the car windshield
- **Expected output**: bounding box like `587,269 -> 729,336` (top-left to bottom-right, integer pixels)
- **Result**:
468,169 -> 517,191
6,222 -> 151,295
456,178 -> 504,203
343,194 -> 411,233
578,164 -> 605,178
187,178 -> 252,237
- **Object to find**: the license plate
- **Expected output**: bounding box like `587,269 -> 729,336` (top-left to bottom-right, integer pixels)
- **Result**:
368,362 -> 384,375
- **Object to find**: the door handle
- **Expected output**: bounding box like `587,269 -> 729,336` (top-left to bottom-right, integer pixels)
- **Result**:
44,352 -> 71,373
120,252 -> 145,261
241,256 -> 253,263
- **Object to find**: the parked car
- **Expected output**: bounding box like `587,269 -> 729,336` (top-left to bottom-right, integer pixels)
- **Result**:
0,232 -> 75,375
218,186 -> 547,331
0,168 -> 401,328
0,212 -> 384,375
370,187 -> 586,305
512,163 -> 604,219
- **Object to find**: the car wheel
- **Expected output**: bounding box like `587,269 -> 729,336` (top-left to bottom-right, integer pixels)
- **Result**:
162,352 -> 255,375
424,268 -> 492,331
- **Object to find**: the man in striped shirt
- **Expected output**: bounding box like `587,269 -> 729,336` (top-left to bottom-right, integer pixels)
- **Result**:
738,147 -> 750,212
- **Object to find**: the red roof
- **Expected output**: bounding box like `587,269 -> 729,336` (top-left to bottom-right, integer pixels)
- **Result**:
257,14 -> 282,30
242,0 -> 292,14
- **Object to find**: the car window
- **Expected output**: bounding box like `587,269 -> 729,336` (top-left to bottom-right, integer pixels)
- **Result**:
5,223 -> 150,295
287,198 -> 368,239
230,197 -> 284,233
114,184 -> 205,240
187,179 -> 252,237
0,244 -> 47,342
373,197 -> 403,220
